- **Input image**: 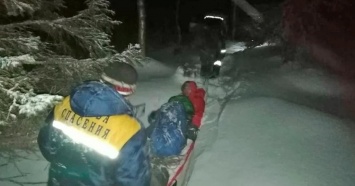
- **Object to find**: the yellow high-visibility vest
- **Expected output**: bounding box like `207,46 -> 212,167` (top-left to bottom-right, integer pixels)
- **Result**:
53,96 -> 141,159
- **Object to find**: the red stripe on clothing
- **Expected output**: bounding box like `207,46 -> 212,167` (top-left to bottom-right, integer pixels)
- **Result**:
115,85 -> 133,94
167,142 -> 195,186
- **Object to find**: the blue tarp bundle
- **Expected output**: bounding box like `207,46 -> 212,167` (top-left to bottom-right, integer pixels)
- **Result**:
149,101 -> 188,157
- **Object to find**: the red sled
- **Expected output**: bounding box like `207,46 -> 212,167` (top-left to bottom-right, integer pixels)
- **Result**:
167,140 -> 196,186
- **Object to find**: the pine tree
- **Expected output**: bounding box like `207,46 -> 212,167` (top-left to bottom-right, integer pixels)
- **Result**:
0,0 -> 142,126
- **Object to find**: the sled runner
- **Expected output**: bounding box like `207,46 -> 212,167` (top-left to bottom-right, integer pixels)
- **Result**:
166,140 -> 196,186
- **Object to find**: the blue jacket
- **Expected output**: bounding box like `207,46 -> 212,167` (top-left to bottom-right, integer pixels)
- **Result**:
37,81 -> 151,186
149,101 -> 188,157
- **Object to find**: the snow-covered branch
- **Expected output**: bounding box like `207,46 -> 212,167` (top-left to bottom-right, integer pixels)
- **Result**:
2,0 -> 40,16
0,0 -> 144,127
0,54 -> 36,69
0,0 -> 121,59
0,74 -> 63,125
0,31 -> 44,56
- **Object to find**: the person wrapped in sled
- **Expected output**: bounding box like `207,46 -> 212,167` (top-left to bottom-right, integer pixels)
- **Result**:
147,81 -> 206,157
37,62 -> 151,186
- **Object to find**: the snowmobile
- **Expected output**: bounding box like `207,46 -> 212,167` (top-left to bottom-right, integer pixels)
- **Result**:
200,12 -> 227,79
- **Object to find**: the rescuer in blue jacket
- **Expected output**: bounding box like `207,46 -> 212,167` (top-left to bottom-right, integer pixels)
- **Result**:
37,62 -> 151,186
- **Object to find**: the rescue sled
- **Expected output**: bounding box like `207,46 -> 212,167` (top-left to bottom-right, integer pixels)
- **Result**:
166,82 -> 209,186
134,101 -> 200,186
137,76 -> 214,186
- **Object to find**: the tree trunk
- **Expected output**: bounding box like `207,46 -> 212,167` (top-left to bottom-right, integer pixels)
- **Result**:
231,0 -> 263,23
231,3 -> 238,39
137,0 -> 146,57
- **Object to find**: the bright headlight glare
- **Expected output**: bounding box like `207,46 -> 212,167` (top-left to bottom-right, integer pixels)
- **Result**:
213,60 -> 222,66
204,15 -> 224,21
220,49 -> 227,53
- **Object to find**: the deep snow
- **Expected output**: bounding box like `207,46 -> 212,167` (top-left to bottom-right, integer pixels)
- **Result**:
188,44 -> 355,186
1,43 -> 355,186
189,97 -> 355,186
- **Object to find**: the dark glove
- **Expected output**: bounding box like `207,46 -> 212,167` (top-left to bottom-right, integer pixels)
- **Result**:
146,111 -> 158,137
186,124 -> 199,142
148,110 -> 157,124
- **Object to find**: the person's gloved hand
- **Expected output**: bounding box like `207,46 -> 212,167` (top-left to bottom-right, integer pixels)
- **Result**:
186,124 -> 199,142
146,110 -> 158,137
148,110 -> 157,124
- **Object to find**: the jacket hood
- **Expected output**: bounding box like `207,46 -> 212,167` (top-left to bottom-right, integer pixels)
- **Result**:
187,81 -> 198,92
186,81 -> 205,98
194,88 -> 206,98
69,81 -> 133,117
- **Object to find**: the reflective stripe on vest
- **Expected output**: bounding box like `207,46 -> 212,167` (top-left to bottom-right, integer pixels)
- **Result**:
53,96 -> 141,159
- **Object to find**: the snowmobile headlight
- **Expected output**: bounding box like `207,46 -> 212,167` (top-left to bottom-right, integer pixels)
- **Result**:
213,60 -> 222,66
220,49 -> 227,54
204,15 -> 224,21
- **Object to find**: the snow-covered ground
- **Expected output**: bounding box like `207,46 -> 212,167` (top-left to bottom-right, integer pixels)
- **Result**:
189,97 -> 355,186
1,43 -> 355,186
189,44 -> 355,186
